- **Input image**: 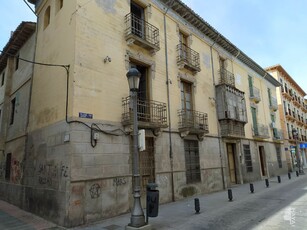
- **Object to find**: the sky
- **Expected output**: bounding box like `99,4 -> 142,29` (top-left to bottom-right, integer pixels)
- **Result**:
0,1 -> 306,92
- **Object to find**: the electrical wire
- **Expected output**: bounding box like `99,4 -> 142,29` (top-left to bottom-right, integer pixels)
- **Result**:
23,0 -> 37,16
0,49 -> 127,147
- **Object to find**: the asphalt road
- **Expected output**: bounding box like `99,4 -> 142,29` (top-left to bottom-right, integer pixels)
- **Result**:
73,173 -> 307,230
170,175 -> 307,230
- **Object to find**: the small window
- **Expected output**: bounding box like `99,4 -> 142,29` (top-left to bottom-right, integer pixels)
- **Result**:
5,153 -> 12,181
276,146 -> 282,168
1,72 -> 4,86
44,6 -> 51,29
243,144 -> 253,172
15,55 -> 19,71
10,98 -> 16,125
184,140 -> 201,184
56,0 -> 63,13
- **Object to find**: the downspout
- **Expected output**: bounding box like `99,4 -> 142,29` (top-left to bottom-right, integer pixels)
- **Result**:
163,1 -> 175,202
209,34 -> 226,189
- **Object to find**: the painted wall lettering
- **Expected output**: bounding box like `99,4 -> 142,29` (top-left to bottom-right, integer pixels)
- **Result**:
113,177 -> 127,186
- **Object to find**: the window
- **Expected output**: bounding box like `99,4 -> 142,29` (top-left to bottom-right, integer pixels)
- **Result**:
179,31 -> 189,61
268,88 -> 272,106
184,140 -> 201,184
56,0 -> 63,13
1,72 -> 4,86
5,153 -> 12,181
131,1 -> 145,38
276,146 -> 282,168
15,55 -> 19,71
44,6 -> 51,29
10,98 -> 16,125
243,145 -> 253,172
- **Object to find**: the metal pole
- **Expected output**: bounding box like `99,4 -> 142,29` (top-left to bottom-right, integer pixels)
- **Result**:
129,90 -> 145,227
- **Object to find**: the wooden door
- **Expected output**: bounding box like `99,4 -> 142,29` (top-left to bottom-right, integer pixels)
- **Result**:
259,146 -> 266,176
227,144 -> 237,184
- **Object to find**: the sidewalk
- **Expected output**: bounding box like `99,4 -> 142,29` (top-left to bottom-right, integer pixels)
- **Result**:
0,200 -> 62,230
0,173 -> 304,230
73,173 -> 305,230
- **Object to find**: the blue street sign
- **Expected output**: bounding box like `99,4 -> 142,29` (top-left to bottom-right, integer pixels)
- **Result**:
299,143 -> 307,148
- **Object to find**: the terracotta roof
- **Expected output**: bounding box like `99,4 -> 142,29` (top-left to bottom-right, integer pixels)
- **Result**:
0,21 -> 36,72
265,64 -> 306,96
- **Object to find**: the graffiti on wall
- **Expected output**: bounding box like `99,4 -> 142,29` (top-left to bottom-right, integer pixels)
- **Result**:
89,183 -> 101,199
113,177 -> 127,187
156,175 -> 168,188
11,158 -> 23,183
37,162 -> 69,186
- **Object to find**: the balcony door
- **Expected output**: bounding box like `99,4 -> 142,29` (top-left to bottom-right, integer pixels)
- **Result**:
181,81 -> 193,126
179,31 -> 189,62
131,63 -> 149,122
248,76 -> 253,97
251,107 -> 258,135
131,1 -> 144,39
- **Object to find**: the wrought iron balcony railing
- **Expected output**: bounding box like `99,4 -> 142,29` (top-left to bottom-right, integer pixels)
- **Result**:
125,13 -> 160,52
219,68 -> 235,87
249,86 -> 261,103
269,96 -> 278,111
176,43 -> 200,73
122,96 -> 167,128
252,123 -> 269,139
178,109 -> 208,134
219,120 -> 245,137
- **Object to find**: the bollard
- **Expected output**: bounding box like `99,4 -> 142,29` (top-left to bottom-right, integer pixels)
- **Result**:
296,171 -> 299,177
250,183 -> 254,193
288,172 -> 291,180
228,189 -> 233,201
277,176 -> 281,183
194,198 -> 200,214
265,178 -> 269,188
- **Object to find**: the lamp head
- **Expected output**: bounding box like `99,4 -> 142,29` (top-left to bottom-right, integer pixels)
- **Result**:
126,68 -> 141,92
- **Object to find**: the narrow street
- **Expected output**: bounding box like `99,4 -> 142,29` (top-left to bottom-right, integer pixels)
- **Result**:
82,173 -> 307,230
0,173 -> 306,230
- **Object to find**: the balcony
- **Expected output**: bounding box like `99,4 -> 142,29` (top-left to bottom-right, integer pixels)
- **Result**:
125,13 -> 160,53
273,128 -> 283,140
177,43 -> 200,74
282,87 -> 292,101
249,86 -> 261,103
285,110 -> 295,122
296,117 -> 304,127
252,123 -> 269,139
178,109 -> 208,139
269,96 -> 278,111
292,97 -> 301,108
122,97 -> 167,132
219,68 -> 235,87
220,120 -> 245,137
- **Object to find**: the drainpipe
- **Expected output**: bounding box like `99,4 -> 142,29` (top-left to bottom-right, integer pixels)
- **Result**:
163,1 -> 175,202
209,35 -> 226,189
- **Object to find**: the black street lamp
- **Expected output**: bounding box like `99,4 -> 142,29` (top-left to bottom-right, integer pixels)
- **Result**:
126,68 -> 146,228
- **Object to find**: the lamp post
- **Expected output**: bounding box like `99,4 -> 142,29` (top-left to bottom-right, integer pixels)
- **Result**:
126,68 -> 146,228
292,128 -> 302,174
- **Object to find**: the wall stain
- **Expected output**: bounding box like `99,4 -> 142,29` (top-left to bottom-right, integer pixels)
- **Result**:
95,0 -> 116,14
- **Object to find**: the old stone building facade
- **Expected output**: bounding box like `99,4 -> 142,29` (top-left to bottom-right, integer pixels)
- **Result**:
0,0 -> 289,227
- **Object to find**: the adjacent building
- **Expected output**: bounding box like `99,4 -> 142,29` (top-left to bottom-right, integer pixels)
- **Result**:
266,65 -> 307,172
0,0 -> 289,227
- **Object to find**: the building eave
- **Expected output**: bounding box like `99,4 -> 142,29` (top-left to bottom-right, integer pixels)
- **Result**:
266,64 -> 306,96
0,21 -> 36,73
160,0 -> 280,87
